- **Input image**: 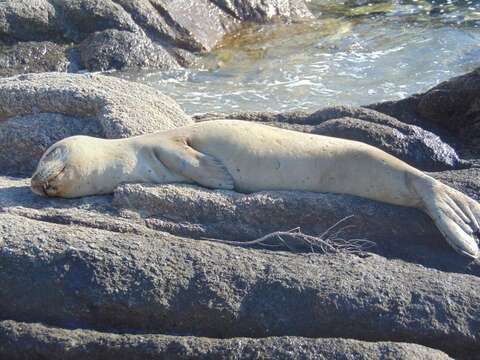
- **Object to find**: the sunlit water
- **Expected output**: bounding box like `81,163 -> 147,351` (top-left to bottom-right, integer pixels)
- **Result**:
116,0 -> 480,114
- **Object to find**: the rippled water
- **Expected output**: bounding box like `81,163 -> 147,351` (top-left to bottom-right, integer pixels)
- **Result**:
117,0 -> 480,114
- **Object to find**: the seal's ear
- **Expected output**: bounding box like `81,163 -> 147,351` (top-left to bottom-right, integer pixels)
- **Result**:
153,137 -> 234,190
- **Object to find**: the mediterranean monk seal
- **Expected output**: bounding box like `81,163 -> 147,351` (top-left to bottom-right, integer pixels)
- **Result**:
31,120 -> 480,258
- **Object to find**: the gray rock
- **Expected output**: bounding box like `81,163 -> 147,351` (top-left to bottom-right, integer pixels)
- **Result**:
0,42 -> 74,77
0,320 -> 452,360
416,67 -> 480,144
112,182 -> 480,276
0,0 -> 61,43
429,167 -> 480,201
0,209 -> 479,358
151,0 -> 239,52
0,73 -> 192,175
0,0 -> 313,74
194,106 -> 467,171
0,114 -> 103,176
369,67 -> 480,148
311,116 -> 466,172
79,29 -> 179,72
194,110 -> 312,124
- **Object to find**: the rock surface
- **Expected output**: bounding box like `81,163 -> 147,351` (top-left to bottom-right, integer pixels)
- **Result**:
0,207 -> 478,359
0,73 -> 192,175
0,42 -> 75,77
0,320 -> 452,360
0,0 -> 313,74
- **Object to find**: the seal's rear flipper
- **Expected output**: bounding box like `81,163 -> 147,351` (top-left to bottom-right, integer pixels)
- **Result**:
152,137 -> 235,190
415,176 -> 480,258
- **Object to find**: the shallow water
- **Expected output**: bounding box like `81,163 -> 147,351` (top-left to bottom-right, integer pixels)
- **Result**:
117,0 -> 480,114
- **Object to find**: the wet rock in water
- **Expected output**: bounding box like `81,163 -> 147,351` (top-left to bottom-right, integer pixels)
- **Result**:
369,67 -> 480,147
0,73 -> 192,176
211,0 -> 313,22
195,106 -> 467,171
0,0 -> 313,75
0,320 -> 452,360
416,68 -> 480,143
0,207 -> 478,359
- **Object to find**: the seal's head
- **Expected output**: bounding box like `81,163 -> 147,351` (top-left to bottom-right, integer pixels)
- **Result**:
31,136 -> 115,198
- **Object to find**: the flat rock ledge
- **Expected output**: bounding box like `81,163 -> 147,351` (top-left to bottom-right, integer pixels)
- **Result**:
0,321 -> 452,360
0,73 -> 192,175
0,210 -> 479,359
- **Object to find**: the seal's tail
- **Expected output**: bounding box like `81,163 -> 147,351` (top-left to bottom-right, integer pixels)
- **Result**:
415,176 -> 480,258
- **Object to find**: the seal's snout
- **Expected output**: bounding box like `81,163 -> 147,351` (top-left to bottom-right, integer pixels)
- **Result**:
31,175 -> 47,196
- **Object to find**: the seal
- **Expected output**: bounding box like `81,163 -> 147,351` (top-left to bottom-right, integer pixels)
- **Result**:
31,120 -> 480,258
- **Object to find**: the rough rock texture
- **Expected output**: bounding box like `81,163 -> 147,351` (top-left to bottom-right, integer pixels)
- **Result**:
0,0 -> 313,74
194,105 -> 467,171
79,29 -> 179,72
369,67 -> 480,148
0,320 -> 452,360
0,207 -> 479,359
0,42 -> 76,77
0,73 -> 192,175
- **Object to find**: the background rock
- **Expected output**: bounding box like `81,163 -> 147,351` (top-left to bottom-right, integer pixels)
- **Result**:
369,68 -> 480,150
78,29 -> 179,72
0,73 -> 192,175
0,42 -> 75,77
0,320 -> 452,360
0,0 -> 313,74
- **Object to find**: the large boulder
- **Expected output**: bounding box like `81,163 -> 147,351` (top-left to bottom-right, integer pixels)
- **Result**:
0,73 -> 192,175
0,0 -> 313,74
78,29 -> 179,72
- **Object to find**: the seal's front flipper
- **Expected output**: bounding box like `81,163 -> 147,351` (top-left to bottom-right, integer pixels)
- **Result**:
153,137 -> 235,190
414,176 -> 480,258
